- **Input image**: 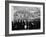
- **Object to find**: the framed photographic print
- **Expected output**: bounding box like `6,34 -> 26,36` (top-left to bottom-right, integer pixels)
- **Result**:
5,1 -> 45,36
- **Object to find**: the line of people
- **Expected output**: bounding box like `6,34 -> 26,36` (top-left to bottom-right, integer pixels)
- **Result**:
12,19 -> 40,30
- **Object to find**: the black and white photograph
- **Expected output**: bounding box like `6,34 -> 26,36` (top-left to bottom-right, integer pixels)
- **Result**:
5,1 -> 45,36
11,6 -> 40,30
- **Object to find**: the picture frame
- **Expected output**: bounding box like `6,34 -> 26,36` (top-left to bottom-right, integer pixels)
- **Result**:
5,1 -> 45,36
